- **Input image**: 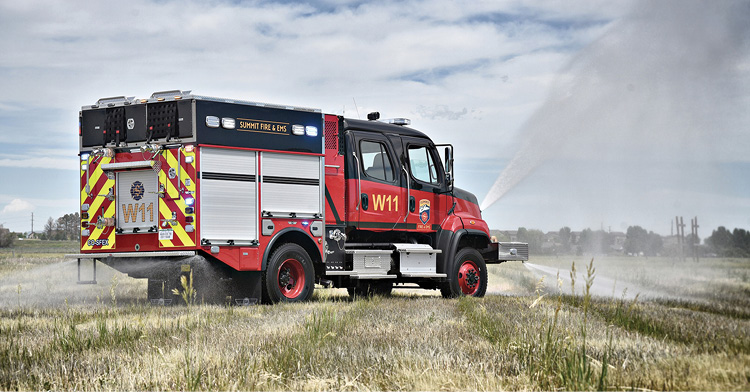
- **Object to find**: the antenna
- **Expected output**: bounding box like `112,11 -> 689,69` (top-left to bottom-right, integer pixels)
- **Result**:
352,98 -> 361,119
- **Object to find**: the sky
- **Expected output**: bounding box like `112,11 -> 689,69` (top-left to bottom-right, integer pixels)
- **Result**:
0,0 -> 748,237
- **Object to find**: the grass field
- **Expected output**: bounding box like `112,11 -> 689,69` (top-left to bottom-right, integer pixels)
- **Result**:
0,245 -> 748,390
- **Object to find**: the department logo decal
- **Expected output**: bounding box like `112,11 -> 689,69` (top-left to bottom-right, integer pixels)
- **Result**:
130,181 -> 145,201
419,199 -> 430,225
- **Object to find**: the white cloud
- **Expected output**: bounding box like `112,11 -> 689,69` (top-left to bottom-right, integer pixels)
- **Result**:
0,0 -> 747,233
0,157 -> 76,171
1,199 -> 34,214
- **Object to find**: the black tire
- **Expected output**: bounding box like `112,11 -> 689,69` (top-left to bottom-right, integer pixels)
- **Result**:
347,281 -> 393,298
441,247 -> 488,298
263,243 -> 315,303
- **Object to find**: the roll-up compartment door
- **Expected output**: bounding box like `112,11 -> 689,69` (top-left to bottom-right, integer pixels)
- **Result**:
261,153 -> 322,216
200,148 -> 257,244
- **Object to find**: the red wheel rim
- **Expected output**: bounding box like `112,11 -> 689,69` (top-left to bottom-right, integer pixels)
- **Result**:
278,258 -> 305,299
458,260 -> 480,295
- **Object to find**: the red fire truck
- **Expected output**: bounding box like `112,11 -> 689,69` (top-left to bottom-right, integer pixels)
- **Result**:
68,90 -> 528,304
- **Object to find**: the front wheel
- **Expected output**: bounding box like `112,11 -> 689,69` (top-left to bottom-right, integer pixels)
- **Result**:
264,243 -> 315,303
441,248 -> 488,298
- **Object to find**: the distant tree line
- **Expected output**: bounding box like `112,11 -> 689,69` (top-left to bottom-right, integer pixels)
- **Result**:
41,213 -> 80,241
623,226 -> 663,256
706,227 -> 750,257
513,226 -> 633,256
497,224 -> 749,258
0,225 -> 15,248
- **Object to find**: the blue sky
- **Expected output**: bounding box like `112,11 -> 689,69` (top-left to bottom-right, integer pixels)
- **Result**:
0,0 -> 748,237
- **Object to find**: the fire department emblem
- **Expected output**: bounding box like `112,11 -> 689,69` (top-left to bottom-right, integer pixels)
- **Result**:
419,199 -> 430,225
130,181 -> 145,201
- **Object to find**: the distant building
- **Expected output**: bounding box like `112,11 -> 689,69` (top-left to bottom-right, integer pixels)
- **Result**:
610,231 -> 626,252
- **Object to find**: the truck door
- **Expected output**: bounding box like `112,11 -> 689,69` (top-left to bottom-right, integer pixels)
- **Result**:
402,136 -> 444,233
351,132 -> 405,229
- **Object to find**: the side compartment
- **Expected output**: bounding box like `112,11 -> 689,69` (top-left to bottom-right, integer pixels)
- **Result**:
199,147 -> 258,246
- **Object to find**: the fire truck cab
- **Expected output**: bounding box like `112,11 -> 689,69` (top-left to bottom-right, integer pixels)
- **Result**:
69,91 -> 527,304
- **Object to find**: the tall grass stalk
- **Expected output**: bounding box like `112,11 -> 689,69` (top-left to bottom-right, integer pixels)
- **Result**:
172,270 -> 197,307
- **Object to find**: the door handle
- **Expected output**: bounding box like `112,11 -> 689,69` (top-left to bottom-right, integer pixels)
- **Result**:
361,193 -> 369,211
409,196 -> 415,213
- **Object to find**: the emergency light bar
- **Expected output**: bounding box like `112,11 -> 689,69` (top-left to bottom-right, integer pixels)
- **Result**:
387,118 -> 411,126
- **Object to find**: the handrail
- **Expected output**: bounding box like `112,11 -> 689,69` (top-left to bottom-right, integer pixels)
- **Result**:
353,152 -> 361,211
402,166 -> 410,222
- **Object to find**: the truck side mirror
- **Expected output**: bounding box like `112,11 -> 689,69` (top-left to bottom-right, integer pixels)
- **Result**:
444,146 -> 454,191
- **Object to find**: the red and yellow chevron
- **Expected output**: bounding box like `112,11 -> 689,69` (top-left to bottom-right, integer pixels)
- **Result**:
80,155 -> 116,251
157,147 -> 197,248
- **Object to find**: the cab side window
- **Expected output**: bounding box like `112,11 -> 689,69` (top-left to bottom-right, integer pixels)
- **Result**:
408,145 -> 439,184
360,140 -> 395,182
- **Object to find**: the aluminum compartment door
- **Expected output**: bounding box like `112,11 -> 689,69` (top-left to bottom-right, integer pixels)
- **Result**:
116,170 -> 159,232
200,148 -> 257,244
261,152 -> 322,216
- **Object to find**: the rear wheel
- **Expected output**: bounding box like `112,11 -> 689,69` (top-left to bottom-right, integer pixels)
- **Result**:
441,248 -> 487,298
264,243 -> 315,303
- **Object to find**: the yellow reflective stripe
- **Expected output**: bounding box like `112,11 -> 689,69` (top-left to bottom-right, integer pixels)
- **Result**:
158,197 -> 194,247
170,189 -> 194,246
182,151 -> 196,192
99,203 -> 116,249
80,157 -> 111,203
104,228 -> 116,249
163,151 -> 179,199
172,223 -> 194,246
82,193 -> 117,250
158,198 -> 175,247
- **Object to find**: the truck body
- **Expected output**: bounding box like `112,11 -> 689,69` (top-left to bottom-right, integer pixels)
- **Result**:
69,90 -> 528,304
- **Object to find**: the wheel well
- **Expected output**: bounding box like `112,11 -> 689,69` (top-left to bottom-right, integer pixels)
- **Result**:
263,229 -> 322,271
457,233 -> 490,252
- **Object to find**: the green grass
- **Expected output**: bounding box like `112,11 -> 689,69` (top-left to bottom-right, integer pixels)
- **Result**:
0,255 -> 748,390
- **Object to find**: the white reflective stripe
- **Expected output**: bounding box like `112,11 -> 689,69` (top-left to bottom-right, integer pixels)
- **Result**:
65,251 -> 196,259
101,161 -> 153,170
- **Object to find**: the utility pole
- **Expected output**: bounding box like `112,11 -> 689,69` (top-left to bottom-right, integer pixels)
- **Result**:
31,212 -> 34,236
691,216 -> 699,262
676,216 -> 686,262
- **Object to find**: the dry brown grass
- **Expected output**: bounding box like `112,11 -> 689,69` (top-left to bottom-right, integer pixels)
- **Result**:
0,254 -> 748,390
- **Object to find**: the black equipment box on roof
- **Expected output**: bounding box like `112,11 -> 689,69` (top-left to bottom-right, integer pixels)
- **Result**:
80,91 -> 323,154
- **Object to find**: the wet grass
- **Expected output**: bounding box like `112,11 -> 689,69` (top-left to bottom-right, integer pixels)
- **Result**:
0,255 -> 748,390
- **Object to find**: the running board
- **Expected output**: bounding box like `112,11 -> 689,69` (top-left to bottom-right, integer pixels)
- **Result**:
400,273 -> 447,278
325,270 -> 353,276
351,274 -> 397,280
325,270 -> 444,279
65,251 -> 197,259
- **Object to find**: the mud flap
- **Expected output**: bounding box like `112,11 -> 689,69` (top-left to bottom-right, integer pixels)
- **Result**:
76,258 -> 98,285
229,271 -> 262,306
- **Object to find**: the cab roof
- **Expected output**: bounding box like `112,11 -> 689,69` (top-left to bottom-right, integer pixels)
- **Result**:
342,118 -> 430,140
